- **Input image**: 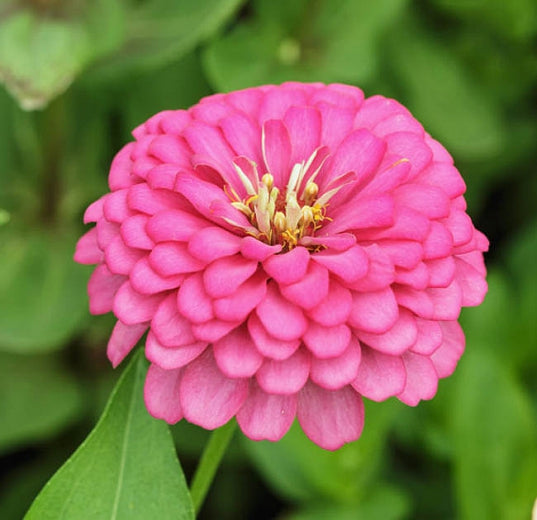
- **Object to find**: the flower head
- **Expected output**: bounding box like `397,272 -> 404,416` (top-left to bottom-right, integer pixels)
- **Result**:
75,83 -> 488,450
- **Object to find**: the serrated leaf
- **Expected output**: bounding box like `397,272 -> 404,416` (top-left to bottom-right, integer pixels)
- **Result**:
0,352 -> 83,454
25,350 -> 195,520
0,230 -> 90,353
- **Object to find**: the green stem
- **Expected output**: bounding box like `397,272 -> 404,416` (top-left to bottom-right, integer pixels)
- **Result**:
190,420 -> 237,514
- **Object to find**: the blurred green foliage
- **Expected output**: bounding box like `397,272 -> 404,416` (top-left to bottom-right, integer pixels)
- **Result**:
0,0 -> 536,519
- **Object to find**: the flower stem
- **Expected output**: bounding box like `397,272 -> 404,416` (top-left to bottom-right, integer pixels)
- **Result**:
190,420 -> 237,514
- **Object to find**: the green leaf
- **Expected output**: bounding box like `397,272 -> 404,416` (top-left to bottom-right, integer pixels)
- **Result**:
89,0 -> 245,80
203,0 -> 408,91
244,399 -> 401,503
0,230 -> 90,353
25,350 -> 195,520
0,352 -> 83,454
451,349 -> 537,520
0,2 -> 124,110
386,16 -> 506,162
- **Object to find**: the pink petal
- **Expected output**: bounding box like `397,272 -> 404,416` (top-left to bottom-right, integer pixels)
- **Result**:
220,113 -> 263,166
361,206 -> 430,242
113,281 -> 164,325
105,235 -> 144,275
130,257 -> 184,294
262,120 -> 291,188
240,236 -> 282,261
103,189 -> 133,222
394,262 -> 430,290
397,352 -> 438,406
384,132 -> 433,179
426,256 -> 456,288
213,325 -> 263,378
120,214 -> 154,250
310,336 -> 362,390
348,244 -> 395,292
149,242 -> 206,276
297,383 -> 364,450
394,183 -> 450,219
410,318 -> 443,355
256,348 -> 310,394
299,233 -> 356,251
146,209 -> 210,243
418,162 -> 465,198
151,293 -> 197,347
280,261 -> 329,309
380,240 -> 423,269
191,319 -> 240,343
107,320 -> 148,368
303,322 -> 351,359
74,228 -> 102,265
177,272 -> 214,324
394,286 -> 434,319
263,246 -> 310,284
83,197 -> 104,224
144,364 -> 184,423
423,222 -> 453,259
428,281 -> 463,320
127,183 -> 184,215
454,257 -> 488,307
96,219 -> 120,249
148,135 -> 190,166
308,279 -> 352,326
319,104 -> 356,150
145,331 -> 207,370
348,287 -> 399,334
187,226 -> 242,263
442,209 -> 474,247
203,254 -> 259,298
356,308 -> 418,356
146,164 -> 181,191
431,321 -> 465,378
180,349 -> 249,429
351,346 -> 406,401
256,283 -> 308,341
236,383 -> 297,441
88,264 -> 125,315
312,246 -> 369,283
258,87 -> 307,122
283,106 -> 321,165
247,313 -> 300,360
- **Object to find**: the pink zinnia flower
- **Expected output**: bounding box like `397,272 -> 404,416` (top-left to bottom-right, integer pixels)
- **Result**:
75,83 -> 488,450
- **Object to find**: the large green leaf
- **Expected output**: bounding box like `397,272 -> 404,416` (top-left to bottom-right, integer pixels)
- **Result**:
0,352 -> 83,454
25,350 -> 195,520
0,230 -> 90,353
203,0 -> 408,91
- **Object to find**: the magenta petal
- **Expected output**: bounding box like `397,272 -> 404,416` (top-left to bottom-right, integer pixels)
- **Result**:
431,321 -> 465,378
303,322 -> 351,359
180,349 -> 249,429
107,320 -> 148,368
280,261 -> 329,309
297,383 -> 364,450
213,325 -> 263,378
256,283 -> 308,341
113,281 -> 163,325
262,120 -> 291,188
203,255 -> 259,298
247,313 -> 300,360
394,183 -> 450,219
151,293 -> 197,347
240,236 -> 282,261
88,264 -> 125,315
397,352 -> 438,406
308,279 -> 352,326
312,246 -> 368,283
188,226 -> 242,263
423,222 -> 453,260
263,246 -> 310,284
213,271 -> 267,322
144,364 -> 184,423
256,348 -> 310,394
351,346 -> 406,401
357,308 -> 418,356
146,209 -> 209,243
394,262 -> 429,290
426,257 -> 456,288
177,272 -> 214,324
349,287 -> 399,334
220,113 -> 262,166
384,132 -> 433,178
74,228 -> 102,265
310,336 -> 362,390
237,383 -> 297,441
96,219 -> 120,249
149,242 -> 206,277
148,134 -> 190,166
283,106 -> 321,165
145,331 -> 207,370
130,257 -> 184,295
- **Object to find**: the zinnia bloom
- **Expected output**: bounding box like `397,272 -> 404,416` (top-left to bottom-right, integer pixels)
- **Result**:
75,83 -> 488,450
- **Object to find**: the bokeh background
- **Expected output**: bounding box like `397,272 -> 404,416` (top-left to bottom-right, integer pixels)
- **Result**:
1,0 -> 536,518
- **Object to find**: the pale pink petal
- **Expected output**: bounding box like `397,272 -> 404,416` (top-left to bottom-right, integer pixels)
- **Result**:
256,348 -> 310,394
130,257 -> 184,294
397,352 -> 438,406
308,279 -> 352,326
145,331 -> 207,370
297,383 -> 364,450
256,283 -> 308,341
74,228 -> 103,265
213,325 -> 263,378
151,293 -> 197,347
280,261 -> 330,309
310,337 -> 362,390
144,364 -> 184,423
187,226 -> 242,263
113,281 -> 164,325
180,349 -> 249,429
107,321 -> 148,368
262,120 -> 291,188
312,245 -> 369,283
348,287 -> 399,334
177,272 -> 214,324
247,313 -> 300,360
303,323 -> 352,359
148,242 -> 206,276
431,321 -> 465,378
263,246 -> 310,284
237,383 -> 297,441
203,255 -> 259,298
351,346 -> 406,401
